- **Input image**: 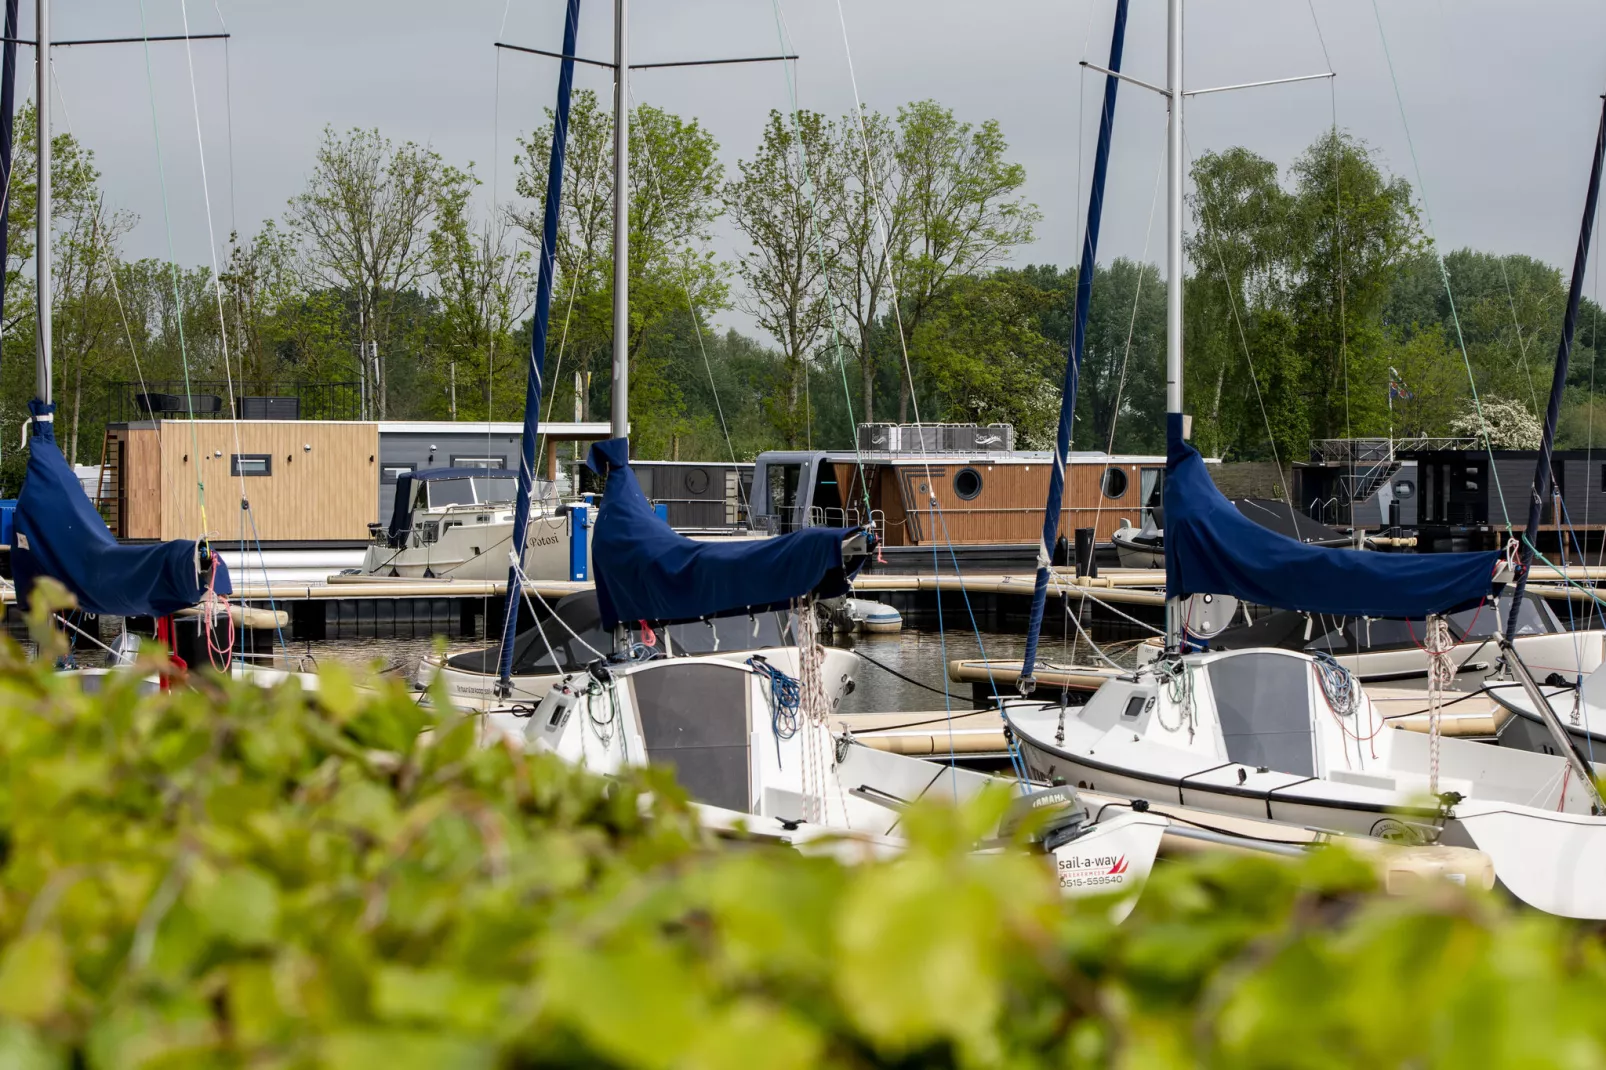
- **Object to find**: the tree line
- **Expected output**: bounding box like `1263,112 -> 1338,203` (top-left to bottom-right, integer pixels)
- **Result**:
0,96 -> 1600,491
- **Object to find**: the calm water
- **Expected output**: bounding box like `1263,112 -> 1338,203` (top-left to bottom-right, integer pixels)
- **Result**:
42,617 -> 1128,717
306,624 -> 1123,715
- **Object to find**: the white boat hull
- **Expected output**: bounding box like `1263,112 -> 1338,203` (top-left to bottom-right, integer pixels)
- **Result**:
362,513 -> 576,582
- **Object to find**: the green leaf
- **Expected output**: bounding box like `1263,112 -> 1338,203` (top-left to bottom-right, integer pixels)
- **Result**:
319,1029 -> 496,1070
0,932 -> 69,1022
189,866 -> 280,948
0,1023 -> 65,1070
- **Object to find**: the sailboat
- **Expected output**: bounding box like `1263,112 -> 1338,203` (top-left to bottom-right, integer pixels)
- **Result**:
1002,0 -> 1606,920
9,0 -> 242,670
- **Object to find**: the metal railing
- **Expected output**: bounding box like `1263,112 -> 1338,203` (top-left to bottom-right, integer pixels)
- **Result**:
1310,436 -> 1477,465
105,380 -> 362,423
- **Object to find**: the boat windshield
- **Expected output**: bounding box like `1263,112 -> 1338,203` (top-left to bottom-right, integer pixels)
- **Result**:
422,478 -> 475,508
474,475 -> 519,504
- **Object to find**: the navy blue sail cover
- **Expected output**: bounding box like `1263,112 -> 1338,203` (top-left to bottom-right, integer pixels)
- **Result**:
13,401 -> 228,616
1164,416 -> 1500,619
586,438 -> 866,628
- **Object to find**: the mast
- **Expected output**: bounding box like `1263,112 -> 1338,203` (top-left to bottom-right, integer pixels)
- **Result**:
1503,94 -> 1606,644
1163,0 -> 1183,651
33,0 -> 47,404
495,0 -> 582,691
0,0 -> 19,367
609,0 -> 628,443
1018,0 -> 1129,690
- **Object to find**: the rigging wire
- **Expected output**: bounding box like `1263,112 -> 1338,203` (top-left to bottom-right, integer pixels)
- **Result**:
1086,121 -> 1168,554
1305,0 -> 1352,529
1183,132 -> 1294,508
767,0 -> 874,523
135,0 -> 208,536
825,0 -> 988,782
625,80 -> 750,510
1496,257 -> 1544,416
1369,0 -> 1512,534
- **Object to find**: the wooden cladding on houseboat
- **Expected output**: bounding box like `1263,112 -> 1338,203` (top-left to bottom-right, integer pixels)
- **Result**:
835,459 -> 1162,547
104,422 -> 378,542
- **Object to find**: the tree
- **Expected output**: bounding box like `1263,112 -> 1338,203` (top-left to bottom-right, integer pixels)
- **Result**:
892,101 -> 1039,422
830,107 -> 907,423
725,109 -> 841,447
1285,131 -> 1421,441
912,273 -> 1061,446
286,127 -> 465,418
1452,394 -> 1542,450
53,193 -> 134,463
1184,146 -> 1290,457
429,171 -> 530,421
513,94 -> 726,441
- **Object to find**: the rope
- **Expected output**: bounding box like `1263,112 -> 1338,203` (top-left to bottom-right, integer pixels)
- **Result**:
851,647 -> 953,698
748,655 -> 800,747
1424,613 -> 1454,796
1311,650 -> 1358,716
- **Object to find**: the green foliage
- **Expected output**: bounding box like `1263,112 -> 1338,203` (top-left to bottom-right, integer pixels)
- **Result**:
0,584 -> 1603,1065
7,98 -> 1606,473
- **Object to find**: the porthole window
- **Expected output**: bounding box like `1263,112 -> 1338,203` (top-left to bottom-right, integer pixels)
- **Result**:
1393,479 -> 1416,500
953,466 -> 983,501
1101,467 -> 1129,499
683,468 -> 710,495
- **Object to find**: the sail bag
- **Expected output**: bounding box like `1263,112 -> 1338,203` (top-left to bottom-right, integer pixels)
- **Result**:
13,401 -> 228,617
585,438 -> 864,628
1164,416 -> 1500,618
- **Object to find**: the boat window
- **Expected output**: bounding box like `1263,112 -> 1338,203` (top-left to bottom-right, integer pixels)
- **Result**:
634,662 -> 751,812
1450,594 -> 1553,639
423,478 -> 476,508
1140,468 -> 1164,525
765,463 -> 805,534
472,475 -> 520,504
1306,617 -> 1424,655
1101,467 -> 1128,499
1208,653 -> 1315,777
953,467 -> 983,501
1121,694 -> 1147,719
446,590 -> 618,676
231,454 -> 272,477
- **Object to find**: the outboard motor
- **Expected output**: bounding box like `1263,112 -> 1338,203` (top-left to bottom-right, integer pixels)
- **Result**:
999,784 -> 1090,853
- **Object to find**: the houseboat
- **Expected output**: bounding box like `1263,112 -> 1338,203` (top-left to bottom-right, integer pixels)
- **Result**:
751,423 -> 1166,572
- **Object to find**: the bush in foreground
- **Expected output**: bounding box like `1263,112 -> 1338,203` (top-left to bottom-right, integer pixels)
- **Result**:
0,601 -> 1603,1067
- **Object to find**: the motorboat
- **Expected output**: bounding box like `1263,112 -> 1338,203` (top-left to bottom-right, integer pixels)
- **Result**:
1002,645 -> 1606,918
815,595 -> 904,635
1111,517 -> 1163,569
359,467 -> 581,582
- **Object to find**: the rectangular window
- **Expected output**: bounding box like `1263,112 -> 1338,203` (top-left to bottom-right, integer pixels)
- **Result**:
381,462 -> 415,484
450,455 -> 506,470
231,454 -> 272,477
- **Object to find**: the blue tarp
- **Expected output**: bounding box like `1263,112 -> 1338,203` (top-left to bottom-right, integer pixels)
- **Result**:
585,438 -> 866,628
13,401 -> 227,617
1164,415 -> 1500,619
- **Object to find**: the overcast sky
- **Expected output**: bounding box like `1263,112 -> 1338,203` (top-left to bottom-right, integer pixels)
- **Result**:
29,0 -> 1606,339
